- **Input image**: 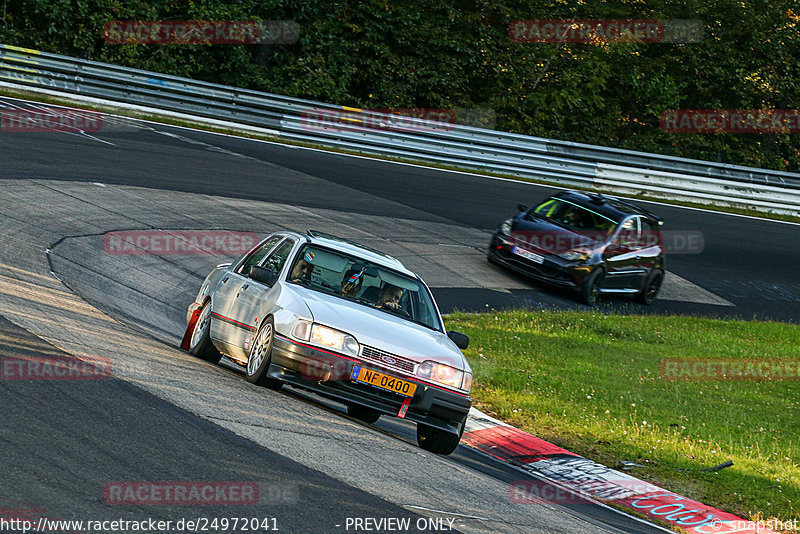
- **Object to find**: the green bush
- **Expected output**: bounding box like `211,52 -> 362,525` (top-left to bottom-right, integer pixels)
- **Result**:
2,0 -> 798,171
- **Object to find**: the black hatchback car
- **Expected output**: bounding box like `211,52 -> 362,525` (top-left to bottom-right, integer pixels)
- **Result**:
488,190 -> 666,305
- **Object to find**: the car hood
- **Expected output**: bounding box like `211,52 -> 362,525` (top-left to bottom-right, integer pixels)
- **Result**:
511,216 -> 604,254
287,286 -> 468,370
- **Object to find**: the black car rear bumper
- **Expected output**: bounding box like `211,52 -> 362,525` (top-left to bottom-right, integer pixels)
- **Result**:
268,334 -> 471,435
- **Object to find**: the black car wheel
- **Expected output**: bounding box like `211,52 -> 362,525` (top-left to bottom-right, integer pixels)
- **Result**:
417,416 -> 465,455
188,302 -> 222,364
347,404 -> 381,424
578,268 -> 605,306
637,270 -> 664,305
246,316 -> 282,390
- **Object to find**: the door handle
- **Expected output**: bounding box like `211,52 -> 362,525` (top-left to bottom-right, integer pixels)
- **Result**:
221,276 -> 229,284
242,284 -> 249,291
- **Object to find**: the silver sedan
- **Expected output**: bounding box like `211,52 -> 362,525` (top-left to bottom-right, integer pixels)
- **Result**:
184,230 -> 473,455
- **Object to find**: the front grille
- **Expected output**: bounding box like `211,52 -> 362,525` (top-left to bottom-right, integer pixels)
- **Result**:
360,345 -> 416,375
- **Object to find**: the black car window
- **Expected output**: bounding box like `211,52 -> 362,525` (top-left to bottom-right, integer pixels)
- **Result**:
236,235 -> 282,275
533,198 -> 617,235
640,218 -> 661,247
261,239 -> 295,275
615,218 -> 642,249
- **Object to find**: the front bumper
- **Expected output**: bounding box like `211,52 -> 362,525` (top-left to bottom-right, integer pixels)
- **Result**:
269,334 -> 472,435
488,233 -> 589,289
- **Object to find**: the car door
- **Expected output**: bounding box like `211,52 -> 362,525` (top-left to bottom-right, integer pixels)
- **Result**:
603,217 -> 648,290
209,235 -> 283,344
226,237 -> 297,360
636,217 -> 664,281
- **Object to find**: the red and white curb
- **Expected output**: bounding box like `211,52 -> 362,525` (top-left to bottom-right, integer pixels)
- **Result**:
462,408 -> 773,534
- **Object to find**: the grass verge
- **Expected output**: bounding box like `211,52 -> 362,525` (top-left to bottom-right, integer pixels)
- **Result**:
445,309 -> 799,525
1,85 -> 799,226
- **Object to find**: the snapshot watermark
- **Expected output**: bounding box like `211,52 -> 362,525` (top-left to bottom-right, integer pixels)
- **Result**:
710,519 -> 800,533
661,358 -> 800,381
1,355 -> 111,381
506,229 -> 704,255
0,108 -> 104,133
103,20 -> 299,45
300,107 -> 496,133
103,230 -> 258,256
104,482 -> 258,506
509,19 -> 703,43
661,109 -> 800,134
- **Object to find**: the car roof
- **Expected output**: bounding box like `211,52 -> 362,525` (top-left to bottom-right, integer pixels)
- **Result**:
280,230 -> 414,276
552,190 -> 663,223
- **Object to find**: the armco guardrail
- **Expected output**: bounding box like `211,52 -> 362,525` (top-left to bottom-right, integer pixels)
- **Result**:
2,43 -> 799,214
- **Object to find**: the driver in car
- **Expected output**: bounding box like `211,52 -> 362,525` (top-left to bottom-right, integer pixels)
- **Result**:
377,283 -> 404,309
562,207 -> 589,229
290,259 -> 314,284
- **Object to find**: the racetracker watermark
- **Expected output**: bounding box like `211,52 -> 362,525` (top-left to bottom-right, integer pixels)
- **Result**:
1,355 -> 111,380
509,19 -> 703,43
104,482 -> 258,506
300,107 -> 497,133
509,478 -> 659,504
509,480 -> 593,505
103,20 -> 299,45
661,358 -> 800,381
301,358 -> 353,382
103,230 -> 258,256
0,108 -> 104,133
661,109 -> 800,133
507,229 -> 704,254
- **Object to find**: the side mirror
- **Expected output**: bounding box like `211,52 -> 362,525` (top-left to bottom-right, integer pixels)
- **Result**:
249,265 -> 278,287
447,330 -> 470,350
517,203 -> 529,213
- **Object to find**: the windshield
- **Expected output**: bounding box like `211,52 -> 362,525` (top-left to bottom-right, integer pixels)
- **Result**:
530,198 -> 619,237
287,245 -> 442,331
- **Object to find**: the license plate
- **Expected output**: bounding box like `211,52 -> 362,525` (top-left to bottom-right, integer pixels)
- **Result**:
350,365 -> 417,398
512,246 -> 544,264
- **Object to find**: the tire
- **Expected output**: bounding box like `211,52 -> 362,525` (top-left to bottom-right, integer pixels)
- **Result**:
637,270 -> 664,305
578,268 -> 605,306
188,302 -> 222,364
245,316 -> 282,390
417,416 -> 465,455
347,404 -> 381,424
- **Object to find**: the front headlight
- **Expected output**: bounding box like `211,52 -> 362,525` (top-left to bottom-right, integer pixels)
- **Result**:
557,248 -> 591,262
309,324 -> 360,357
417,361 -> 464,390
292,319 -> 312,341
461,372 -> 473,393
499,218 -> 513,235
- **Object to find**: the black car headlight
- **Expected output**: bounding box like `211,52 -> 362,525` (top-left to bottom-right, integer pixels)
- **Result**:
557,248 -> 591,262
